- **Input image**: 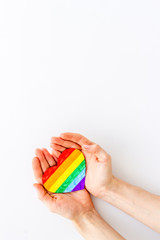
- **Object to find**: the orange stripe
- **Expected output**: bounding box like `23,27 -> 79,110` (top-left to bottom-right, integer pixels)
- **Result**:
44,149 -> 81,190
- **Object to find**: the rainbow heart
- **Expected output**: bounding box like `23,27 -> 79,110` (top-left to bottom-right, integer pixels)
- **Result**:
42,148 -> 86,193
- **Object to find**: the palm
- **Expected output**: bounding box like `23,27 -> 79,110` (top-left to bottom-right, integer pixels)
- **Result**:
32,148 -> 93,220
49,189 -> 92,219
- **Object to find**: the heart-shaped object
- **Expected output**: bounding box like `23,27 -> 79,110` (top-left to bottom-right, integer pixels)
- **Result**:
42,148 -> 86,193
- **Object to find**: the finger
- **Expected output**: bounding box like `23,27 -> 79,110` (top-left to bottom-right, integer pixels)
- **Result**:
60,132 -> 93,146
35,149 -> 50,172
33,183 -> 56,210
41,148 -> 56,166
82,144 -> 111,162
32,157 -> 43,183
51,149 -> 61,158
51,152 -> 58,162
51,137 -> 81,149
50,143 -> 66,152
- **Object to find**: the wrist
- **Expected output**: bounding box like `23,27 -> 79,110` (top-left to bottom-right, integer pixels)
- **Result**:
95,176 -> 120,200
101,176 -> 121,202
72,203 -> 125,240
72,207 -> 97,225
72,207 -> 99,234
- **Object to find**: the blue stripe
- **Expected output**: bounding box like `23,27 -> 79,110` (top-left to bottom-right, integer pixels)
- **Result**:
64,168 -> 86,193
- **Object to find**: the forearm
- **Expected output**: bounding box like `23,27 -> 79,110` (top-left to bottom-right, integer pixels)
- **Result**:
73,208 -> 125,240
103,177 -> 160,232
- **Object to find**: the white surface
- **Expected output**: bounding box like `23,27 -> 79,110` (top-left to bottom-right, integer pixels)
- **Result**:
0,0 -> 160,239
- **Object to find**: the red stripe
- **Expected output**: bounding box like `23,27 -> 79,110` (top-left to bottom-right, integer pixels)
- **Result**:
42,148 -> 76,184
42,165 -> 58,184
58,148 -> 75,166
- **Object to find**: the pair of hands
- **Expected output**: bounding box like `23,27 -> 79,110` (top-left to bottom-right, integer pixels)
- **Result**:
32,132 -> 113,221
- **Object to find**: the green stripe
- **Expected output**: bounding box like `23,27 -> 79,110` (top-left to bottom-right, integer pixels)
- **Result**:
55,159 -> 86,193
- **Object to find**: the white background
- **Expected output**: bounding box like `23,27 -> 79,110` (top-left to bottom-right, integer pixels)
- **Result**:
0,0 -> 160,239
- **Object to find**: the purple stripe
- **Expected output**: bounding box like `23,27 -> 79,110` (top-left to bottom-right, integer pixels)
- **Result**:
71,177 -> 85,192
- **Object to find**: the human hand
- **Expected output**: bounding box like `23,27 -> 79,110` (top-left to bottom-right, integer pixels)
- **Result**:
50,133 -> 114,199
32,147 -> 125,240
32,148 -> 94,221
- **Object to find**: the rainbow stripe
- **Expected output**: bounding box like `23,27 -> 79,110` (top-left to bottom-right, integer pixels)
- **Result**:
43,149 -> 86,193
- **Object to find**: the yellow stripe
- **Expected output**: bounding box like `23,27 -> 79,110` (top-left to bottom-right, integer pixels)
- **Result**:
44,149 -> 81,189
48,153 -> 84,192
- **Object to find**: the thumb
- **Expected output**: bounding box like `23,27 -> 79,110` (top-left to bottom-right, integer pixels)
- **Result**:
82,144 -> 93,150
82,144 -> 110,162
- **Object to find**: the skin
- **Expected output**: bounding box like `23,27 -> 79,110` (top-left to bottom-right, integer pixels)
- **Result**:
32,132 -> 160,239
32,148 -> 124,239
50,132 -> 160,233
50,136 -> 112,198
32,148 -> 93,220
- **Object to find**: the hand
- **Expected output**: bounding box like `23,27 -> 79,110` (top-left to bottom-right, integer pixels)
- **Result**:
32,148 -> 94,220
50,133 -> 114,199
51,133 -> 160,233
32,146 -> 125,240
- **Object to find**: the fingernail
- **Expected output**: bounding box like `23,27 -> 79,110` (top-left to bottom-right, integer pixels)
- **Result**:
82,145 -> 91,149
